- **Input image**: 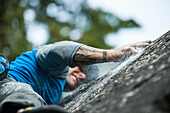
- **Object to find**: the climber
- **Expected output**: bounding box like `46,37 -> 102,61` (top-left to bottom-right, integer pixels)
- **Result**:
0,40 -> 150,113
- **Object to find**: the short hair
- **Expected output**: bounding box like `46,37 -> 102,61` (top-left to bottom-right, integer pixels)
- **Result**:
79,64 -> 99,83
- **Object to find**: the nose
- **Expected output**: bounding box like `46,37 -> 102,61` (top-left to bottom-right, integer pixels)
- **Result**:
78,72 -> 86,83
79,73 -> 86,79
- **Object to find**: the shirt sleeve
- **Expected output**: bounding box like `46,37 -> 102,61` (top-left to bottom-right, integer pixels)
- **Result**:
36,41 -> 83,78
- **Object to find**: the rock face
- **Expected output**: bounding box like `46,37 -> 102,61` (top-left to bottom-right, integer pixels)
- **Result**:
57,30 -> 170,113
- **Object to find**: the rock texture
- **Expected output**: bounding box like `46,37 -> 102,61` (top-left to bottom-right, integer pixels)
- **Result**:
57,30 -> 170,113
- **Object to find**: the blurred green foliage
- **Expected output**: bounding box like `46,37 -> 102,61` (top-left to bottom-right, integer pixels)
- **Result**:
0,0 -> 140,61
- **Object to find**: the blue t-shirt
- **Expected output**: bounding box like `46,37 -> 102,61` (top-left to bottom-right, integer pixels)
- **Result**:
7,41 -> 82,104
7,49 -> 66,104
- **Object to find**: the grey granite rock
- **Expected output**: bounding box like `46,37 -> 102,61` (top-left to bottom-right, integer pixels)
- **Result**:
57,30 -> 170,113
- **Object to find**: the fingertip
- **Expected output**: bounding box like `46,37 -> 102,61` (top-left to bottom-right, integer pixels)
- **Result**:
147,40 -> 152,44
17,109 -> 25,113
148,40 -> 152,43
140,40 -> 152,44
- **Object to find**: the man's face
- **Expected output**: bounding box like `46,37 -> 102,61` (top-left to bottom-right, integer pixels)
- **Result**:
66,66 -> 87,90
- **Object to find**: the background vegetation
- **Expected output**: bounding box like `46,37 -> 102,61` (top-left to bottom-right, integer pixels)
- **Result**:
0,0 -> 140,61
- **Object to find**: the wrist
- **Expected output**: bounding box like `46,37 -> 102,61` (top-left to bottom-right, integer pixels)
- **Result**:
106,50 -> 114,62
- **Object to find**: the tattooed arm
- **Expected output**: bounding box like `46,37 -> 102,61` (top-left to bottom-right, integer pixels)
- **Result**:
71,46 -> 108,66
72,40 -> 151,66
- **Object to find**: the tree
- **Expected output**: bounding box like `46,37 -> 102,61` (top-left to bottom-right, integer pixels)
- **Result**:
0,0 -> 140,61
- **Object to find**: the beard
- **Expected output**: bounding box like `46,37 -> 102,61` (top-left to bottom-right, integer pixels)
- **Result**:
63,82 -> 75,92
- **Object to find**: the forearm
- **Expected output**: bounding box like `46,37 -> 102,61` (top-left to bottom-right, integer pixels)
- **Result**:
72,45 -> 117,66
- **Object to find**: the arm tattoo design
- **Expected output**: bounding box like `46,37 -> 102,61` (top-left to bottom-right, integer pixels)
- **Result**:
72,46 -> 106,66
103,51 -> 107,62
